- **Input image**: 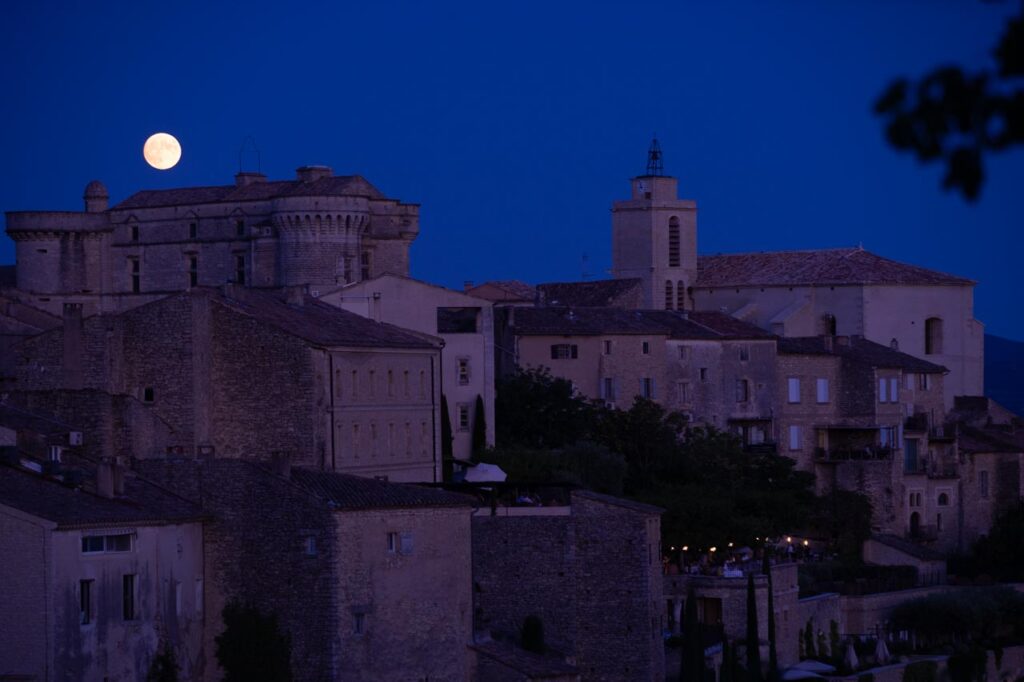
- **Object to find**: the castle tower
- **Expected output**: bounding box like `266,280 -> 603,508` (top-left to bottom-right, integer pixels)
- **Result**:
611,139 -> 697,310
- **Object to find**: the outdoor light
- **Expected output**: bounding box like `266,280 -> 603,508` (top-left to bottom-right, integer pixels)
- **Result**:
786,536 -> 793,543
710,546 -> 717,553
682,546 -> 689,551
728,542 -> 734,547
803,540 -> 809,546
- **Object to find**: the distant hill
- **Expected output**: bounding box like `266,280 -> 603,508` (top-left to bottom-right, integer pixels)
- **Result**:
985,334 -> 1024,417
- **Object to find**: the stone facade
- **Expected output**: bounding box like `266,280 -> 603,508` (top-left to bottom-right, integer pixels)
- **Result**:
320,274 -> 497,461
4,168 -> 418,318
472,490 -> 665,682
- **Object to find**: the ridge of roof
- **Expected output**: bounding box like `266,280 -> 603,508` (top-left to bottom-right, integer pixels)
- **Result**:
777,336 -> 948,373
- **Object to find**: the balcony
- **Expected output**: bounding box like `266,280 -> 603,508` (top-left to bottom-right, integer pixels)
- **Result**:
815,446 -> 893,462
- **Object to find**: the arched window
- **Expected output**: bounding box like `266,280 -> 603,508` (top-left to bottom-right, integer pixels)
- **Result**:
668,217 -> 680,267
676,280 -> 685,310
937,492 -> 949,506
665,281 -> 674,310
925,317 -> 943,355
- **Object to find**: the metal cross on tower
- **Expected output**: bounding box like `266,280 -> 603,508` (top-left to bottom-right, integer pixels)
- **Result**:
646,137 -> 664,176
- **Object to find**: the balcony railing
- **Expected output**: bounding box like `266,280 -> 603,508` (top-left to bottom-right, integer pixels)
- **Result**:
815,446 -> 893,461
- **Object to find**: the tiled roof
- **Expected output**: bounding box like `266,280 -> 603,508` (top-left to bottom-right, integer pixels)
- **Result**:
870,534 -> 945,561
573,489 -> 664,515
0,463 -> 203,529
113,175 -> 386,210
537,278 -> 643,307
0,403 -> 78,436
512,307 -> 772,340
289,468 -> 473,510
466,280 -> 537,302
696,248 -> 974,288
777,336 -> 948,373
211,288 -> 439,350
957,424 -> 1024,454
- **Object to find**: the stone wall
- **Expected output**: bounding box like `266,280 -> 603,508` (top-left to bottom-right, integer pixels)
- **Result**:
0,505 -> 51,680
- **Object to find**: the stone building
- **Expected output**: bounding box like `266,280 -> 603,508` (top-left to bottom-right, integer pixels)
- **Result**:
319,274 -> 496,460
139,458 -> 474,682
4,167 -> 419,318
608,143 -> 984,406
10,286 -> 444,481
0,458 -> 205,682
471,488 -> 665,681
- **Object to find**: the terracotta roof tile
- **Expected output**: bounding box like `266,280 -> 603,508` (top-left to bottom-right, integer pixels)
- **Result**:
696,248 -> 974,288
777,336 -> 948,373
537,278 -> 643,307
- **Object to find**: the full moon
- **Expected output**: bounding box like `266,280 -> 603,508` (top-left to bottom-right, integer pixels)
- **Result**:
143,132 -> 182,170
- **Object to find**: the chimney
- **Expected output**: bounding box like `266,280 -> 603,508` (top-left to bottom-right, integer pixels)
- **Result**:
271,452 -> 291,479
296,165 -> 333,183
235,172 -> 267,187
371,292 -> 382,322
62,303 -> 84,389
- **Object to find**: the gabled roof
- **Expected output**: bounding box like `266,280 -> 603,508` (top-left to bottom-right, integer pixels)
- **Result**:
465,280 -> 537,303
957,424 -> 1024,454
777,336 -> 948,373
289,468 -> 472,510
537,278 -> 643,307
696,247 -> 974,288
512,307 -> 772,340
869,534 -> 945,561
206,288 -> 439,350
112,175 -> 387,210
0,463 -> 203,529
0,403 -> 78,437
321,273 -> 492,306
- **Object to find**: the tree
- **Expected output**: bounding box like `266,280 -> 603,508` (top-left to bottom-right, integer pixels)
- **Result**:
521,615 -> 545,654
682,586 -> 704,682
471,394 -> 487,459
746,575 -> 762,682
146,643 -> 179,682
968,502 -> 1024,581
875,9 -> 1024,200
495,367 -> 597,449
720,639 -> 735,682
440,394 -> 454,479
763,554 -> 778,681
215,602 -> 292,682
804,621 -> 816,659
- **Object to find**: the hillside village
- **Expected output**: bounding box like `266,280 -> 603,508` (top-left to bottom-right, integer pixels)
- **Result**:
1,145 -> 1022,681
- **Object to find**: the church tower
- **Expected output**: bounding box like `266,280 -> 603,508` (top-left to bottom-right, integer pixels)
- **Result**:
611,139 -> 698,310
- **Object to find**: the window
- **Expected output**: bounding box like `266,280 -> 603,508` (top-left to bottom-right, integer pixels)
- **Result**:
175,580 -> 182,617
458,403 -> 470,431
879,377 -> 889,403
419,371 -> 426,398
387,531 -> 399,553
352,424 -> 360,455
353,613 -> 366,635
189,222 -> 197,239
129,258 -> 140,293
909,492 -> 922,507
788,425 -> 801,451
925,317 -> 943,355
816,378 -> 829,404
738,346 -> 750,362
979,471 -> 989,499
130,225 -> 139,242
370,422 -> 378,455
677,381 -> 691,403
387,370 -> 395,396
304,536 -> 317,556
699,368 -> 709,382
735,379 -> 749,403
937,492 -> 949,506
550,344 -> 578,360
387,423 -> 395,453
787,377 -> 800,403
189,256 -> 198,287
360,251 -> 371,280
236,219 -> 245,236
642,341 -> 651,355
676,280 -> 685,311
368,370 -> 376,397
143,387 -> 155,403
678,346 -> 688,361
603,340 -> 612,355
889,377 -> 898,403
400,531 -> 414,555
905,373 -> 915,390
437,307 -> 480,333
351,370 -> 358,398
880,427 -> 896,447
601,377 -> 617,401
403,370 -> 410,397
904,439 -> 919,473
639,378 -> 654,399
122,574 -> 137,620
82,533 -> 133,554
457,358 -> 470,385
919,373 -> 931,391
404,422 -> 411,454
665,281 -> 674,310
235,255 -> 246,285
80,579 -> 93,625
668,217 -> 681,267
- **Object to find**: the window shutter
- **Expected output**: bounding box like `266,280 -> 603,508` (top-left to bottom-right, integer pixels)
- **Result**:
879,378 -> 888,402
599,378 -> 606,399
890,378 -> 898,402
400,532 -> 413,556
651,379 -> 656,399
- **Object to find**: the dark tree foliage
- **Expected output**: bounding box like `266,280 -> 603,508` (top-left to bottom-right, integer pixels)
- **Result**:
764,556 -> 778,681
875,9 -> 1024,200
808,489 -> 873,562
481,442 -> 626,496
146,643 -> 179,682
521,615 -> 545,654
215,602 -> 292,682
719,639 -> 734,682
889,587 -> 1024,649
804,621 -> 816,659
964,502 -> 1024,581
471,394 -> 487,459
745,575 -> 763,682
440,394 -> 454,479
495,367 -> 597,449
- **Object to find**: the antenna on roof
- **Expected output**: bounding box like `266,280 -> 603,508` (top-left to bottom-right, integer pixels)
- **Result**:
239,135 -> 261,173
646,136 -> 664,176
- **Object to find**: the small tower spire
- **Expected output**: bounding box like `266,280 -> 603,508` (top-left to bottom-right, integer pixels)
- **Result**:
646,136 -> 664,176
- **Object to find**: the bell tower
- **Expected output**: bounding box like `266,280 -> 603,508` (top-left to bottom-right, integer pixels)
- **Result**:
611,139 -> 698,310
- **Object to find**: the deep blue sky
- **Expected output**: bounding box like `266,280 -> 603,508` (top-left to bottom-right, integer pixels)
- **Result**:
2,2 -> 1021,339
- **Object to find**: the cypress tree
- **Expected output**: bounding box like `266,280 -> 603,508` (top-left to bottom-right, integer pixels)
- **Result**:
471,394 -> 487,459
764,558 -> 778,681
682,586 -> 702,682
746,575 -> 762,682
440,394 -> 454,480
720,639 -> 734,682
